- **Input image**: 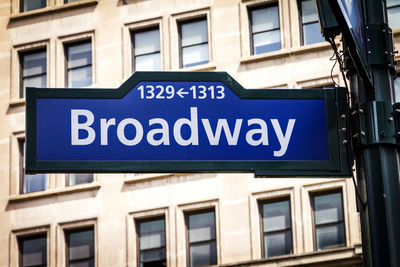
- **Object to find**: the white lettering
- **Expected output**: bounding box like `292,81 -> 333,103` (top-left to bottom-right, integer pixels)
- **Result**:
100,118 -> 116,145
117,118 -> 143,146
271,119 -> 296,157
202,118 -> 242,146
147,118 -> 170,146
173,107 -> 199,146
246,119 -> 268,146
71,109 -> 96,145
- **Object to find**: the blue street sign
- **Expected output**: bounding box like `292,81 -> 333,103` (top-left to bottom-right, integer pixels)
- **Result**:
26,72 -> 350,176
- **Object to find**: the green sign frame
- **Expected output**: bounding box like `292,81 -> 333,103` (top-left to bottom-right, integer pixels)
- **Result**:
26,72 -> 351,177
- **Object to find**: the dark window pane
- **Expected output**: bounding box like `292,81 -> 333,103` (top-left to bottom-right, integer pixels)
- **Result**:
66,41 -> 92,88
67,229 -> 94,264
188,211 -> 215,243
250,5 -> 281,54
180,19 -> 209,68
189,241 -> 217,267
21,0 -> 46,12
262,200 -> 290,232
264,230 -> 292,257
19,235 -> 47,267
21,141 -> 46,193
251,6 -> 279,33
65,0 -> 83,3
314,192 -> 343,224
303,22 -> 325,45
316,223 -> 346,250
138,218 -> 166,267
21,50 -> 46,98
68,174 -> 93,186
70,260 -> 94,267
301,0 -> 319,23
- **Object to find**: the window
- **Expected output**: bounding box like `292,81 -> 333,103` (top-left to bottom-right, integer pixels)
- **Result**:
65,228 -> 94,267
186,209 -> 217,267
19,140 -> 46,194
66,174 -> 93,186
137,217 -> 166,267
395,72 -> 400,102
249,4 -> 281,55
312,191 -> 346,250
179,18 -> 209,68
387,0 -> 400,29
65,40 -> 92,88
132,27 -> 161,71
18,234 -> 47,267
65,0 -> 83,3
20,49 -> 46,98
299,0 -> 325,45
260,199 -> 292,258
20,0 -> 46,12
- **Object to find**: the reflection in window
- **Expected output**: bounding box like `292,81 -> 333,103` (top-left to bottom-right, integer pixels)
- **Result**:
186,209 -> 217,267
132,28 -> 161,71
387,0 -> 400,29
179,18 -> 209,68
249,5 -> 281,54
18,234 -> 47,267
20,0 -> 46,12
395,72 -> 400,103
19,140 -> 46,194
66,228 -> 94,267
137,217 -> 166,267
261,199 -> 292,257
300,0 -> 325,45
312,191 -> 346,250
67,174 -> 94,186
20,49 -> 47,98
66,41 -> 92,88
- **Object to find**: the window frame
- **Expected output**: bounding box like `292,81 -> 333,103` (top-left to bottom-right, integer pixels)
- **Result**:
63,38 -> 93,88
65,173 -> 94,187
19,0 -> 47,13
248,2 -> 281,55
185,208 -> 217,267
258,196 -> 293,258
178,16 -> 210,69
297,0 -> 324,46
65,226 -> 95,267
135,215 -> 167,267
310,189 -> 346,251
130,26 -> 162,72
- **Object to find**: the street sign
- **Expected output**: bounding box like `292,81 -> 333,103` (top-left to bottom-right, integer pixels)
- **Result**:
329,0 -> 373,87
26,72 -> 350,176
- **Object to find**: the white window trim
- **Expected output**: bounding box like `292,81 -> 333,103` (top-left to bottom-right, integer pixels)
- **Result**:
127,207 -> 170,267
57,218 -> 98,267
301,180 -> 355,253
123,17 -> 164,79
170,8 -> 214,70
11,40 -> 50,104
249,188 -> 296,259
57,31 -> 95,88
10,225 -> 51,267
177,199 -> 220,267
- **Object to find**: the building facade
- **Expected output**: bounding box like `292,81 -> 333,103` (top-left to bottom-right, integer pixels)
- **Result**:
0,0 -> 399,266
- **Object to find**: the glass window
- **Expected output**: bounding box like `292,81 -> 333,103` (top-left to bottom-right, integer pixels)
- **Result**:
20,0 -> 46,12
65,0 -> 83,3
137,217 -> 166,267
394,72 -> 400,102
18,234 -> 47,267
132,28 -> 161,71
20,49 -> 46,98
249,5 -> 281,54
66,228 -> 94,267
387,0 -> 400,29
19,140 -> 46,194
186,209 -> 217,267
179,18 -> 209,68
67,174 -> 93,186
66,41 -> 92,88
312,191 -> 346,250
300,0 -> 325,45
261,199 -> 292,258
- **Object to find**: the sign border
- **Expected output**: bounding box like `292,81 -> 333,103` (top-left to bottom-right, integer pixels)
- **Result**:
26,71 -> 351,177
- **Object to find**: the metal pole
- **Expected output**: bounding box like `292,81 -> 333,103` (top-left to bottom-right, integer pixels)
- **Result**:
351,0 -> 400,266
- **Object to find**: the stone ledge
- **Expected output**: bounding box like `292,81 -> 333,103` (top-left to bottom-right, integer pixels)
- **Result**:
9,182 -> 100,203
